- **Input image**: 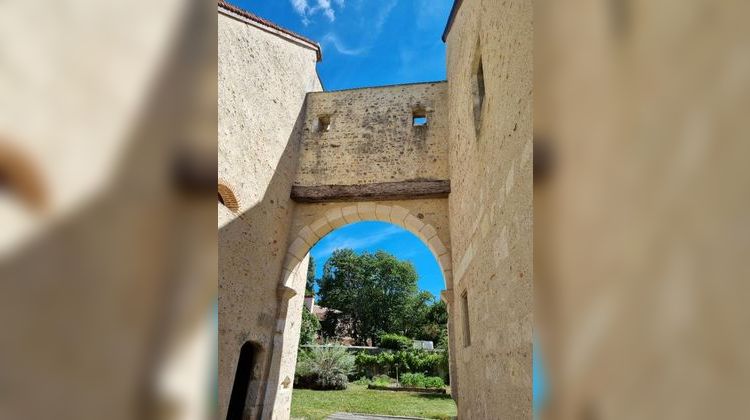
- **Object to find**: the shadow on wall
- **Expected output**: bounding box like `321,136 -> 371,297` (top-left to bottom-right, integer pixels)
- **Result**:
218,102 -> 308,420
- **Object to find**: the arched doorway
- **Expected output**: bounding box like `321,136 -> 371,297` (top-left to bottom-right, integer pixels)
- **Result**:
261,200 -> 456,419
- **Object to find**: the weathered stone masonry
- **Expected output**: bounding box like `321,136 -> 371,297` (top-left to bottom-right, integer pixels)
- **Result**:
296,82 -> 449,187
219,0 -> 532,419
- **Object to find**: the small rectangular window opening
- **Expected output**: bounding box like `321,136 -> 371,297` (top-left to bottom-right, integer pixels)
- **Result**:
461,290 -> 471,347
412,109 -> 428,127
318,115 -> 331,132
413,115 -> 428,127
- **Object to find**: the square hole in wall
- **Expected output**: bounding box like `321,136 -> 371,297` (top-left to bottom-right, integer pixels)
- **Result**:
412,108 -> 428,127
413,116 -> 428,126
317,115 -> 331,132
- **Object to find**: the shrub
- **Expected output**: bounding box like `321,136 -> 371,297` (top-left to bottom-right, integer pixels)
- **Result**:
393,349 -> 442,374
299,306 -> 320,345
371,374 -> 392,386
353,376 -> 371,385
379,333 -> 412,351
423,376 -> 445,388
400,372 -> 426,387
295,345 -> 355,390
400,373 -> 444,388
354,352 -> 379,377
354,348 -> 446,379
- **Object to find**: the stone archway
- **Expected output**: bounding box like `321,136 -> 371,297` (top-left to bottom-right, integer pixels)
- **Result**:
284,201 -> 452,291
262,199 -> 455,419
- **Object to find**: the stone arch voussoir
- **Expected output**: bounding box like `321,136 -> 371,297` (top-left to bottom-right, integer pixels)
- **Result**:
282,203 -> 452,290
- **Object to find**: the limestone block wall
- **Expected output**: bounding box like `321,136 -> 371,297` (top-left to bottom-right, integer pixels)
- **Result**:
445,0 -> 533,418
295,82 -> 449,187
218,7 -> 321,419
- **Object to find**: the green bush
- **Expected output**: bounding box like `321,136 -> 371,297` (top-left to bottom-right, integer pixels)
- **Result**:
353,352 -> 377,378
299,306 -> 320,345
400,372 -> 426,387
423,376 -> 445,388
378,333 -> 412,351
371,374 -> 392,386
352,376 -> 371,385
354,348 -> 445,380
351,374 -> 393,387
400,373 -> 444,388
295,345 -> 355,390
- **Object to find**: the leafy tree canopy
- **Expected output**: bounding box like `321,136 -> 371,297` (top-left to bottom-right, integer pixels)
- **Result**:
305,255 -> 316,296
316,249 -> 446,345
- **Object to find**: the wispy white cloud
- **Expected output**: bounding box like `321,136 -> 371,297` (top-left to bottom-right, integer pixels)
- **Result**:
312,225 -> 404,259
290,0 -> 339,24
322,7 -> 336,22
312,0 -> 336,22
374,0 -> 397,33
317,0 -> 396,57
291,0 -> 309,15
321,33 -> 368,56
290,0 -> 311,25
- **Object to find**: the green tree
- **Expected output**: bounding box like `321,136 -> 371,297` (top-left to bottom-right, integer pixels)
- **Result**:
305,255 -> 316,296
400,290 -> 434,339
317,249 -> 418,344
426,299 -> 448,326
299,306 -> 320,345
416,299 -> 448,344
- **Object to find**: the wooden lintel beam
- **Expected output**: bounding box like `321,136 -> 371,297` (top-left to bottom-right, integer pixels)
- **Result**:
291,180 -> 450,203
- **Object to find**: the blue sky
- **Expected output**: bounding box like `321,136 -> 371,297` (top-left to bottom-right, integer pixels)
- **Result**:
227,0 -> 453,90
309,221 -> 445,299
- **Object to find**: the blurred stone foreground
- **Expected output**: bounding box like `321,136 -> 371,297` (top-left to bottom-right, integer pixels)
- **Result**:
535,0 -> 750,419
0,1 -> 217,420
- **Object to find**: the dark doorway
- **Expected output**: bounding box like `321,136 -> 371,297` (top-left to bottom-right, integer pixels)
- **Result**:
227,341 -> 259,420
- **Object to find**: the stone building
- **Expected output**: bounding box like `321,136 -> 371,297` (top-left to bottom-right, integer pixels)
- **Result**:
218,0 -> 532,418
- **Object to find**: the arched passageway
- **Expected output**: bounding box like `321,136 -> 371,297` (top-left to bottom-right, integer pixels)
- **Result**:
261,200 -> 456,419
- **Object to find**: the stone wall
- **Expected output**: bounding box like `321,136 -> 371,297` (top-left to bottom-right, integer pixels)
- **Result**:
444,0 -> 533,418
218,7 -> 321,419
295,82 -> 449,187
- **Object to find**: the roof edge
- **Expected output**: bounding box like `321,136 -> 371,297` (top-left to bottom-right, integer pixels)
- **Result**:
441,0 -> 464,43
309,80 -> 448,94
218,1 -> 322,62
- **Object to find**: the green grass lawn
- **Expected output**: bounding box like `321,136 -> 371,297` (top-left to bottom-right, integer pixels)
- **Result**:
290,383 -> 457,420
